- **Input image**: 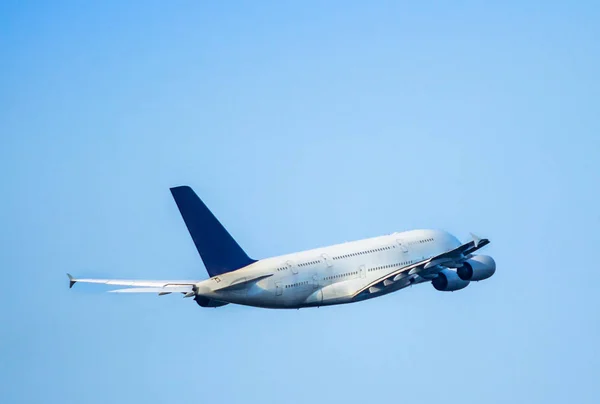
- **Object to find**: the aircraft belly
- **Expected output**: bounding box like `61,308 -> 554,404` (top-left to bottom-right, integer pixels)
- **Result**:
303,289 -> 323,306
213,276 -> 310,309
203,243 -> 449,309
314,282 -> 356,306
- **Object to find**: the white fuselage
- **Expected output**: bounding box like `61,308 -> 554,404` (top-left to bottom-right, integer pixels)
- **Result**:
194,229 -> 462,309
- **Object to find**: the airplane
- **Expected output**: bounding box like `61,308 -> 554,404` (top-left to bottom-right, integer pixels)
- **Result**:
68,186 -> 496,309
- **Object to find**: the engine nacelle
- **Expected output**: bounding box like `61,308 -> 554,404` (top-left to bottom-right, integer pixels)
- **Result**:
457,255 -> 496,282
432,269 -> 470,292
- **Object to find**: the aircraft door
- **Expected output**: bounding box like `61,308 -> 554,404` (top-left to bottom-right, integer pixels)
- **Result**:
359,265 -> 366,279
275,282 -> 283,296
312,274 -> 319,289
396,239 -> 408,253
321,253 -> 333,267
286,260 -> 298,274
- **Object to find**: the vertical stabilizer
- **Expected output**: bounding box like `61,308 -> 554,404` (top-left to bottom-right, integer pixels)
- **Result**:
170,186 -> 256,277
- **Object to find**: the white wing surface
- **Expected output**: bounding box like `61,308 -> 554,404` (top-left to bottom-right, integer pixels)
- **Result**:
67,274 -> 198,294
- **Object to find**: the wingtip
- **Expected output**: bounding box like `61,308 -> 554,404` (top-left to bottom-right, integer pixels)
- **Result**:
67,273 -> 76,289
469,232 -> 490,248
470,232 -> 482,247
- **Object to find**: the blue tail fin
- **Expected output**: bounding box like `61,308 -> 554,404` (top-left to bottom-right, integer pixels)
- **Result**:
170,186 -> 256,277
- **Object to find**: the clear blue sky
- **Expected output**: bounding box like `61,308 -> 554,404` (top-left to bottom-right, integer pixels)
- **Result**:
1,1 -> 599,403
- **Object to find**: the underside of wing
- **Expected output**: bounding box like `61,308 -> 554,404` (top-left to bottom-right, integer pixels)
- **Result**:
352,234 -> 490,299
352,260 -> 425,298
109,286 -> 194,294
429,233 -> 490,264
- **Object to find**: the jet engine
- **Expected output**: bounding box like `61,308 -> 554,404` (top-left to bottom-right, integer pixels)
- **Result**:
432,269 -> 470,292
456,255 -> 496,282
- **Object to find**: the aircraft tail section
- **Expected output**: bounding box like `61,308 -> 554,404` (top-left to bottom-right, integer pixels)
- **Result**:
170,186 -> 256,277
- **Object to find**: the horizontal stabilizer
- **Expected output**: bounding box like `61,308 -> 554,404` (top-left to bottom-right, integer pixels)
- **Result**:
67,274 -> 198,289
108,286 -> 193,294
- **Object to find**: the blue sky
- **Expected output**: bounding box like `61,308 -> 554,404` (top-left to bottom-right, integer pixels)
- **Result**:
1,1 -> 599,403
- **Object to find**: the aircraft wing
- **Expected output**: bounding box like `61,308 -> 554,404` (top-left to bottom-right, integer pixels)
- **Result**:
67,274 -> 198,295
352,234 -> 490,298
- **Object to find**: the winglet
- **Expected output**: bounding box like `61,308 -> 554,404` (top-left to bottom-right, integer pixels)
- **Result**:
67,273 -> 76,289
470,233 -> 482,247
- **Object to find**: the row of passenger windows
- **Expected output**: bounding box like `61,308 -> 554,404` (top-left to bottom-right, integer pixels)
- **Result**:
299,260 -> 320,267
332,246 -> 393,261
404,238 -> 435,246
325,271 -> 358,280
286,281 -> 309,288
276,238 -> 433,272
368,260 -> 415,272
